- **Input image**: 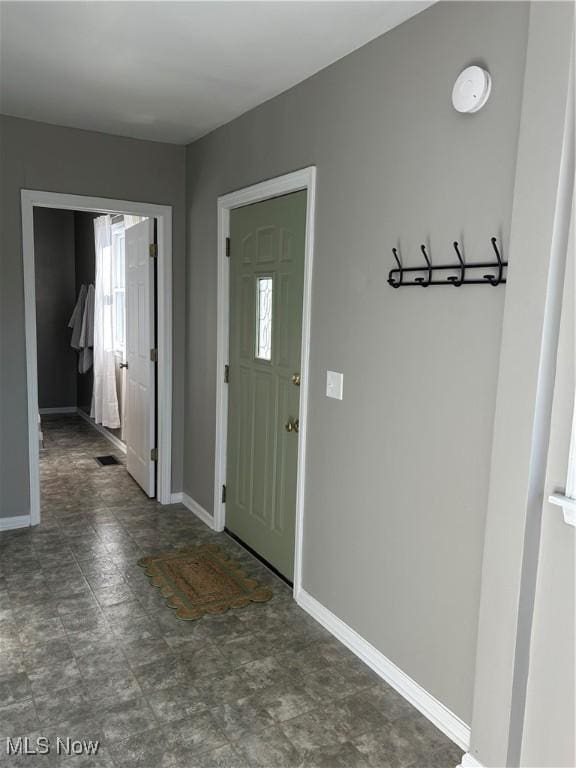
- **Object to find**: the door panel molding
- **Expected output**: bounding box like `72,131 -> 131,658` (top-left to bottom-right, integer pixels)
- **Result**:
20,190 -> 174,524
215,166 -> 317,597
125,218 -> 156,496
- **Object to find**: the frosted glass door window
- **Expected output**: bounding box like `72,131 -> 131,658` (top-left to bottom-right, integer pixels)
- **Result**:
256,276 -> 273,361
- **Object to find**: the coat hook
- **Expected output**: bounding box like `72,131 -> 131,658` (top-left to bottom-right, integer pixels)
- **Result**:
387,234 -> 506,288
388,247 -> 403,288
484,237 -> 503,286
414,244 -> 432,287
447,241 -> 465,286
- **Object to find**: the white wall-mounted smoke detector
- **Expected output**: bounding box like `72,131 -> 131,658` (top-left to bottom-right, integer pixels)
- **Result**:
452,66 -> 491,113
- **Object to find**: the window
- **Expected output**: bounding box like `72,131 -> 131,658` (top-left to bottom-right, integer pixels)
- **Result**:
111,221 -> 125,355
256,276 -> 273,361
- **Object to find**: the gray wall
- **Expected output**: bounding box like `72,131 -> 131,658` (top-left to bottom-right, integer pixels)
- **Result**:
33,208 -> 77,409
0,116 -> 186,516
74,211 -> 97,413
184,0 -> 529,722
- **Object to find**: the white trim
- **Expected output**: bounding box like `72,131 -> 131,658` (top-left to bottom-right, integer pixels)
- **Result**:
155,207 -> 174,507
181,493 -> 217,530
76,408 -> 127,455
0,516 -> 31,531
20,190 -> 173,525
39,407 -> 77,415
22,194 -> 41,525
214,166 -> 317,598
458,753 -> 484,768
170,492 -> 184,504
549,493 -> 576,526
297,588 -> 471,752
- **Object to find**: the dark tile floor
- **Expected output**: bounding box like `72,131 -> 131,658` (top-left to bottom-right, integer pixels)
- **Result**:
0,415 -> 463,767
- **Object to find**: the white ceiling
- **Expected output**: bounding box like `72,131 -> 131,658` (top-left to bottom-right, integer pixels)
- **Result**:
0,1 -> 432,145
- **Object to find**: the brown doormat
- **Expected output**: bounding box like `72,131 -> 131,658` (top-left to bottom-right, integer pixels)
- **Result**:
137,543 -> 273,620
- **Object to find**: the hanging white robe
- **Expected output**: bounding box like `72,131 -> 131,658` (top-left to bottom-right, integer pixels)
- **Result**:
68,284 -> 87,350
79,283 -> 95,374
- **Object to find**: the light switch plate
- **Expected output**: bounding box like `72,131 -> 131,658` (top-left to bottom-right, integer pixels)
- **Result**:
326,370 -> 344,400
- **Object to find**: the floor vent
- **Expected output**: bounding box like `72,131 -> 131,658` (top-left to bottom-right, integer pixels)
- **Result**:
95,455 -> 120,467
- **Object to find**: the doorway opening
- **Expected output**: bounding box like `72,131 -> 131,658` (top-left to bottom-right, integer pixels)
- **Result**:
214,167 -> 317,596
21,191 -> 173,526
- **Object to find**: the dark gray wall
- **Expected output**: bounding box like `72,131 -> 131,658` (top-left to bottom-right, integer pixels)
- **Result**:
74,212 -> 97,289
0,116 -> 186,516
74,211 -> 97,412
34,208 -> 77,409
184,1 -> 529,722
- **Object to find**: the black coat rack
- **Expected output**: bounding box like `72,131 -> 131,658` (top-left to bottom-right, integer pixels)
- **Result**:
388,237 -> 507,288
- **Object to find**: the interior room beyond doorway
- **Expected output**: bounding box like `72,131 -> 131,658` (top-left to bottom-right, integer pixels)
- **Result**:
21,190 -> 174,526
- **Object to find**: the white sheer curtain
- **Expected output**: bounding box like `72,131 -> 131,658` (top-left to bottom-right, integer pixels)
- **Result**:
91,215 -> 120,429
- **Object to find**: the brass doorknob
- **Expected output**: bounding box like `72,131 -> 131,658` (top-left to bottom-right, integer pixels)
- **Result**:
284,418 -> 299,433
291,373 -> 301,386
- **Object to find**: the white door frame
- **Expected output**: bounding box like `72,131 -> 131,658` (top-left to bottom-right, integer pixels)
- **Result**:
214,166 -> 316,596
21,190 -> 174,524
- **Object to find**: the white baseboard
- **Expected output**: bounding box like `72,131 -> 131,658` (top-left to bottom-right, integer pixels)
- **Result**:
0,515 -> 31,531
181,493 -> 216,530
296,588 -> 471,752
39,406 -> 77,414
170,492 -> 184,504
76,408 -> 127,454
459,753 -> 483,767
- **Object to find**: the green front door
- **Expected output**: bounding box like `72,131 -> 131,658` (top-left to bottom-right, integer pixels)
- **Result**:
226,191 -> 307,581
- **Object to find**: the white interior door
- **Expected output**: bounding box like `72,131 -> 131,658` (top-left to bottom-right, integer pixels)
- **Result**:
125,218 -> 156,497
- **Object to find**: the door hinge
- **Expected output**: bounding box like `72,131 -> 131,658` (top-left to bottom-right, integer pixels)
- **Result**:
151,448 -> 158,462
150,348 -> 158,362
225,237 -> 231,259
149,243 -> 158,259
221,484 -> 227,503
224,364 -> 230,383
